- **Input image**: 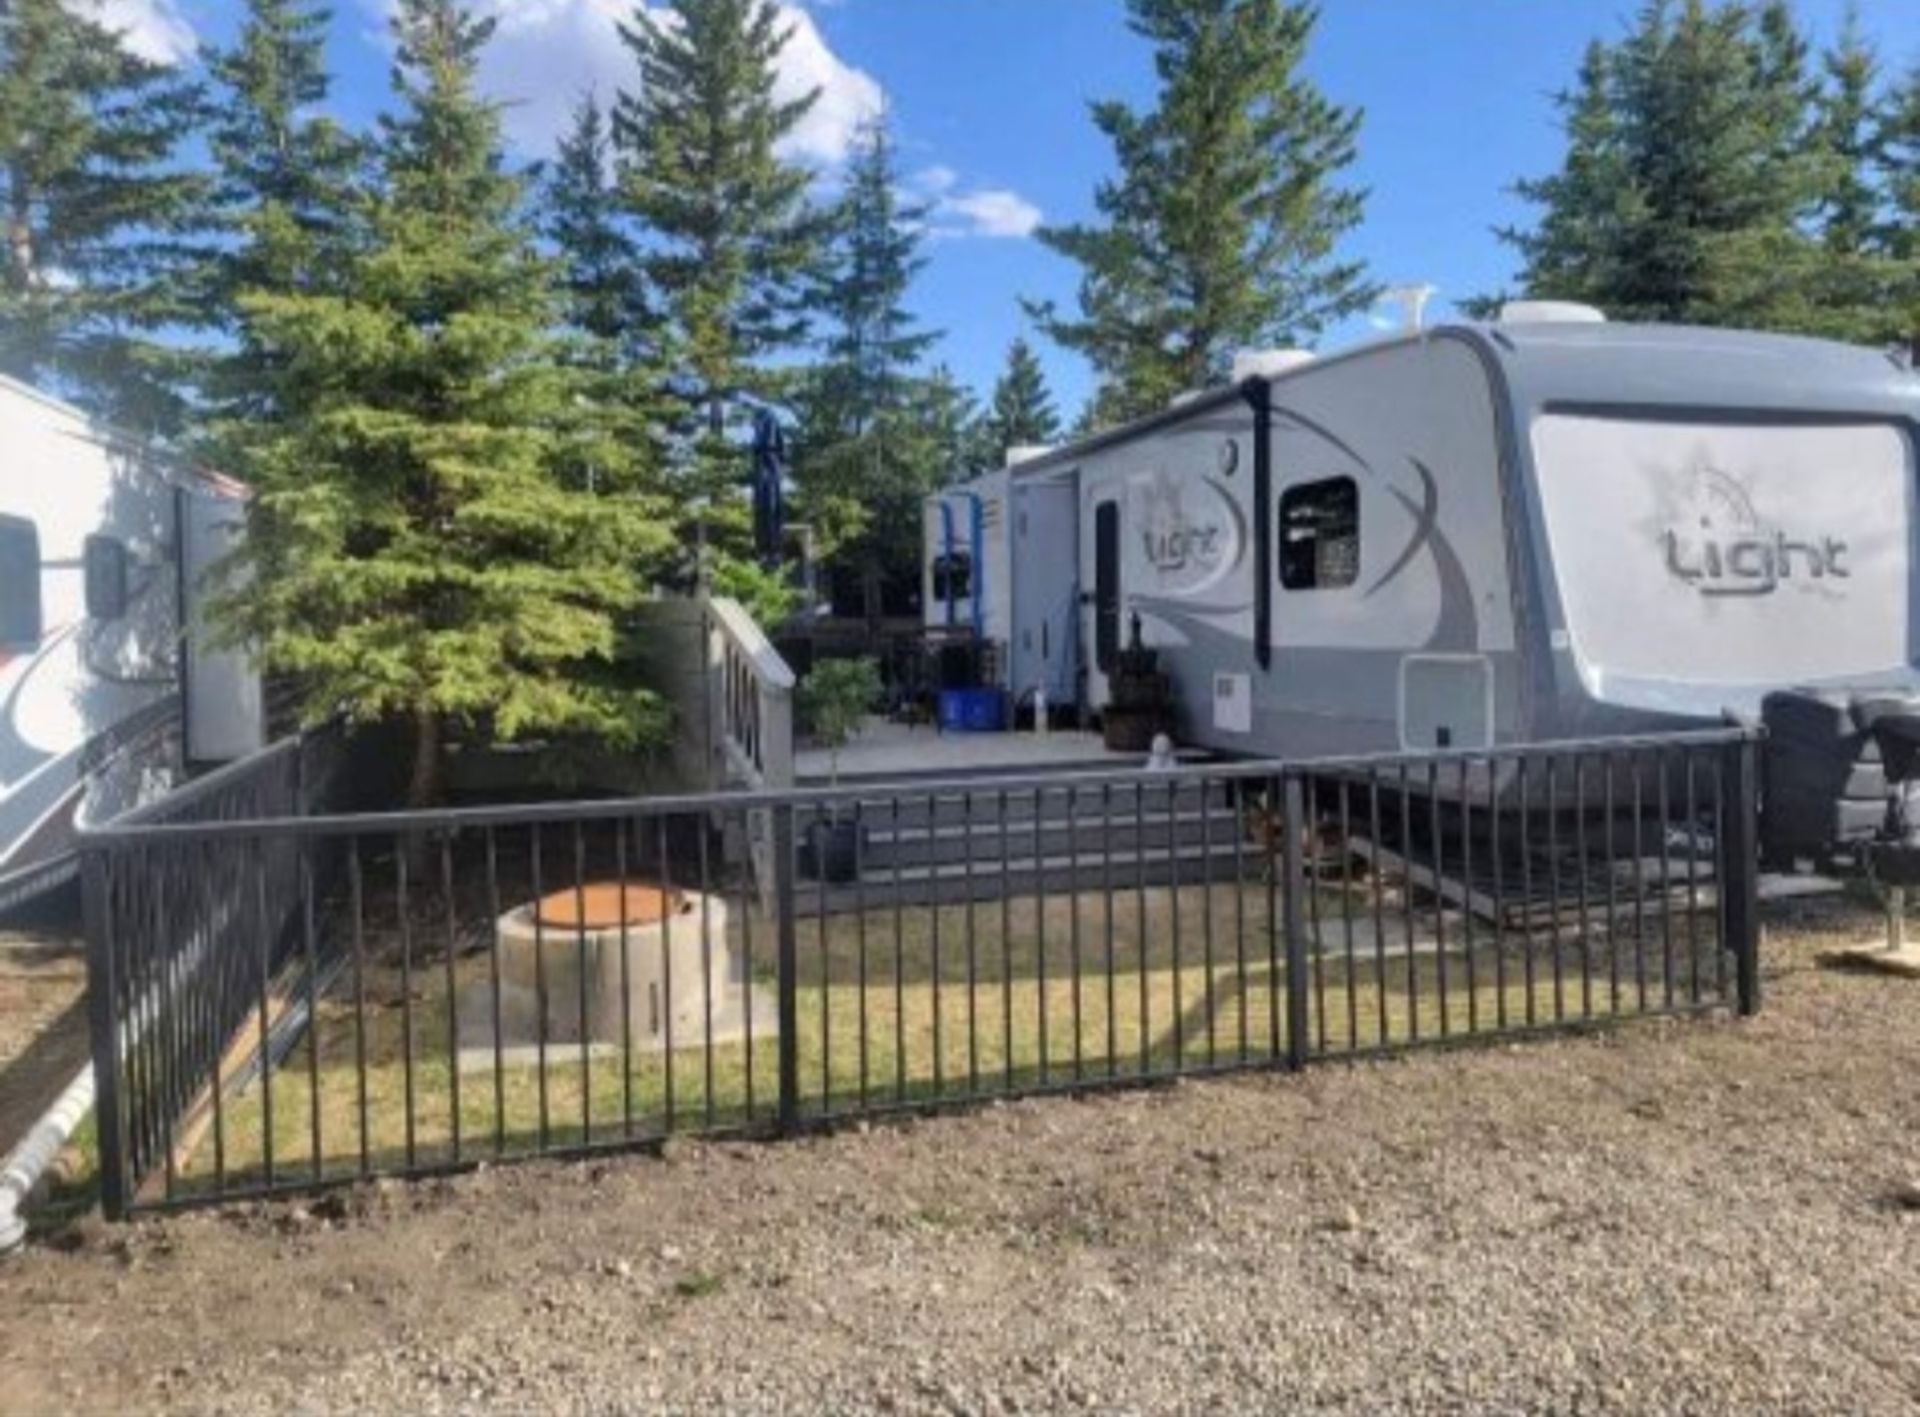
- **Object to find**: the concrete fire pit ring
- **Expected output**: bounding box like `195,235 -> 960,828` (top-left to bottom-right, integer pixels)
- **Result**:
457,879 -> 772,1068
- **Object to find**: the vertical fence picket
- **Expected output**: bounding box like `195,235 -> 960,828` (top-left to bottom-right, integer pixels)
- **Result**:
1724,736 -> 1762,1016
773,804 -> 800,1134
82,846 -> 128,1220
1281,773 -> 1309,1070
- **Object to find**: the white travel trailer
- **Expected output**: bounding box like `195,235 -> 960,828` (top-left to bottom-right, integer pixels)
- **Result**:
924,315 -> 1920,761
0,376 -> 262,905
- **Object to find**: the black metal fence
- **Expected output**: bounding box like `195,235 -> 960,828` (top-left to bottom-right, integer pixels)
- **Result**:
81,727 -> 1761,1215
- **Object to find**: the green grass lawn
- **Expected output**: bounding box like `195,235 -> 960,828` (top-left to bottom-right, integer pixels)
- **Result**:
137,875 -> 1730,1203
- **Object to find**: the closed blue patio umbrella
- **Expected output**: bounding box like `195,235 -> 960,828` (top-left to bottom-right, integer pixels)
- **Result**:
752,410 -> 786,570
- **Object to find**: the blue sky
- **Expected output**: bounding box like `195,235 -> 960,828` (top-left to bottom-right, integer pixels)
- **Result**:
106,0 -> 1920,418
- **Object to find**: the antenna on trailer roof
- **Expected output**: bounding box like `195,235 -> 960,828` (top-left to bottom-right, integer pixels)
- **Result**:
1371,283 -> 1436,334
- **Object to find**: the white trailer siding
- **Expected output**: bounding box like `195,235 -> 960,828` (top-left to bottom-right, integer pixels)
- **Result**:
1077,407 -> 1258,716
1531,413 -> 1914,710
924,475 -> 1008,642
1262,338 -> 1517,755
1072,338 -> 1518,758
0,377 -> 257,879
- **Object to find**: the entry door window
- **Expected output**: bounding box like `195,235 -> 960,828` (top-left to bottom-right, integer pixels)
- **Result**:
1094,499 -> 1121,671
0,516 -> 41,648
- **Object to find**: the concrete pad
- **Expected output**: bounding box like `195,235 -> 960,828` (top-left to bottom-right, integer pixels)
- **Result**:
1820,943 -> 1920,978
1758,873 -> 1846,902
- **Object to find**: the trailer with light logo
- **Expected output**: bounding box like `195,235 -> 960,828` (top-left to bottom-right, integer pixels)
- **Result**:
923,310 -> 1920,896
925,313 -> 1917,762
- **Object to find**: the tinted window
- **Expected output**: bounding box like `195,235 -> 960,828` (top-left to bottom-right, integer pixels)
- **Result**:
85,534 -> 130,620
1279,477 -> 1359,590
932,552 -> 973,603
0,516 -> 41,648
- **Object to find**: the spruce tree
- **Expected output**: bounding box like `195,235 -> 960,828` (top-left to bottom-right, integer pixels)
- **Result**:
540,92 -> 671,502
1887,67 -> 1920,252
1812,14 -> 1882,258
913,363 -> 987,484
1487,42 -> 1636,315
200,0 -> 365,425
1028,0 -> 1371,423
612,0 -> 822,588
980,336 -> 1060,467
805,117 -> 935,451
1881,66 -> 1920,357
0,0 -> 207,432
217,0 -> 670,804
544,93 -> 650,368
793,114 -> 938,613
1494,0 -> 1832,332
1795,14 -> 1908,345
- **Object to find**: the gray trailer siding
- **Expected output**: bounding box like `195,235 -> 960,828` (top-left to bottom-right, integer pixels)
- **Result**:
1480,323 -> 1920,737
975,321 -> 1920,766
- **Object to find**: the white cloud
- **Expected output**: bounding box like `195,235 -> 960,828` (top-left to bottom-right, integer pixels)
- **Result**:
66,0 -> 197,65
936,188 -> 1042,240
915,165 -> 959,196
397,0 -> 883,167
771,3 -> 883,166
909,166 -> 1043,241
474,0 -> 633,158
359,1 -> 1039,237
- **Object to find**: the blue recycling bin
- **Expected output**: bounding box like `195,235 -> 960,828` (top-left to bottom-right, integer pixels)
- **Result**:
937,688 -> 1006,733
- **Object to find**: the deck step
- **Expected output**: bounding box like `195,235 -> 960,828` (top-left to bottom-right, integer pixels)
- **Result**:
794,837 -> 1260,914
857,807 -> 1247,871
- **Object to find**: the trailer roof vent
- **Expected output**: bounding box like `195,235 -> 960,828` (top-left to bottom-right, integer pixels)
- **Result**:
1231,349 -> 1315,382
1006,444 -> 1053,467
1497,300 -> 1607,326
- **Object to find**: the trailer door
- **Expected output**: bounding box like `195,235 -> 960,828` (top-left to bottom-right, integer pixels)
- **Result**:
1011,479 -> 1078,710
1092,498 -> 1122,704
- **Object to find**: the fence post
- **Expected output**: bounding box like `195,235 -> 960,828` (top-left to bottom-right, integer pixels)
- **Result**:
773,801 -> 801,1133
80,845 -> 129,1220
1722,734 -> 1762,1016
1281,772 -> 1310,1069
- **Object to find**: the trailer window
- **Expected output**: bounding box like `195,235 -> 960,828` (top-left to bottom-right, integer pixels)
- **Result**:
1279,477 -> 1359,590
85,534 -> 130,620
0,515 -> 41,648
932,552 -> 973,603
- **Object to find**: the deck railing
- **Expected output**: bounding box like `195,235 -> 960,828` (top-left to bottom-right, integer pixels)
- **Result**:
79,726 -> 1761,1217
706,596 -> 794,792
81,730 -> 341,1213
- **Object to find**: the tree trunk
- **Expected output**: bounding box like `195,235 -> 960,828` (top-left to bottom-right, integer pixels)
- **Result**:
8,174 -> 36,287
406,705 -> 442,810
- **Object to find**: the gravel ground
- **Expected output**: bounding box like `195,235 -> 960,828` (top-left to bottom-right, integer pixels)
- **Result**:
2,896 -> 1917,1415
0,926 -> 87,1159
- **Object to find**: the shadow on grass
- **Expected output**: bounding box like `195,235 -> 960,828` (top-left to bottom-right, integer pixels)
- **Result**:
156,897 -> 1730,1206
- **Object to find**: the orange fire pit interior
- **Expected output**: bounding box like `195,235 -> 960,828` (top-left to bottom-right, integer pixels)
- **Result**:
531,881 -> 686,932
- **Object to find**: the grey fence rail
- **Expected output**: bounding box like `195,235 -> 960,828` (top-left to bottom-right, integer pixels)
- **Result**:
79,727 -> 1761,1216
